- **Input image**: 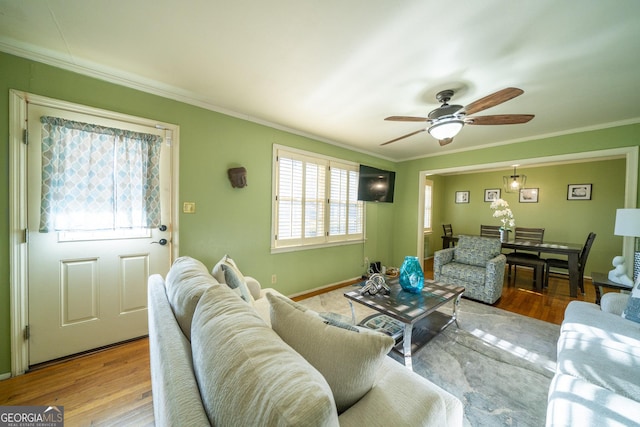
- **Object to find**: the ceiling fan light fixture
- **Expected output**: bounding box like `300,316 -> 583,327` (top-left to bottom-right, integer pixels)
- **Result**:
503,165 -> 526,193
383,88 -> 533,147
428,119 -> 464,140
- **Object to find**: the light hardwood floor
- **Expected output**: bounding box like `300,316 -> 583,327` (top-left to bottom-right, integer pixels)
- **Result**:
0,338 -> 154,426
0,264 -> 619,426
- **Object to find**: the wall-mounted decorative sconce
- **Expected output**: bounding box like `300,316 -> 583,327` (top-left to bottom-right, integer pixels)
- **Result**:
227,167 -> 247,188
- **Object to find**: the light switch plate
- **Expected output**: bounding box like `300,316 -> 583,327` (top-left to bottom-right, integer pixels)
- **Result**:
183,202 -> 196,213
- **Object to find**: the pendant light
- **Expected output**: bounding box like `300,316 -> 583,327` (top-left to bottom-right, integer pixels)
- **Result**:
503,165 -> 526,193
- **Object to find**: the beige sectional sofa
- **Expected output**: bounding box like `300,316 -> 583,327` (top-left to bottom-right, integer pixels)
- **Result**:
546,293 -> 640,426
148,256 -> 464,426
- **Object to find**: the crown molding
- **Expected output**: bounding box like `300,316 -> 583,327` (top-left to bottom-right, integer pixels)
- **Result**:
0,38 -> 396,162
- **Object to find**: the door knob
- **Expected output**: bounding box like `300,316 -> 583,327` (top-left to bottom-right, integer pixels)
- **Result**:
151,239 -> 168,245
158,225 -> 167,232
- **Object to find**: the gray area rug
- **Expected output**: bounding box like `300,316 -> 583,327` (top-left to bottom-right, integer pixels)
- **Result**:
298,284 -> 560,427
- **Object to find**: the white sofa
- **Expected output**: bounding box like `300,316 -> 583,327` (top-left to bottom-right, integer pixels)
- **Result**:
546,293 -> 640,426
148,256 -> 464,426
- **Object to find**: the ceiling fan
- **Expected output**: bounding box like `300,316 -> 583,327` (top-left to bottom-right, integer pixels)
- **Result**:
382,87 -> 534,147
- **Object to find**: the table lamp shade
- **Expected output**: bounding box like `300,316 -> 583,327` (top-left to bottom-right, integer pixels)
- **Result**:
614,208 -> 640,282
614,209 -> 640,237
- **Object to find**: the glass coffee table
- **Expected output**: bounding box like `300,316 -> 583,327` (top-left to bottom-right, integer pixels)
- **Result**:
344,279 -> 464,370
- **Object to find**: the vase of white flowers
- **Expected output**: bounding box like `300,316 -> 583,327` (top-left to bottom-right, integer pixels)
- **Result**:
490,198 -> 515,242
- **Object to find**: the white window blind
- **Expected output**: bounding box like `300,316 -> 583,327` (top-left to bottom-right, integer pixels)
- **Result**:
273,147 -> 363,251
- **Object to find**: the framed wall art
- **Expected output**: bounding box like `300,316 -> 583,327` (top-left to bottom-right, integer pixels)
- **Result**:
567,184 -> 592,200
455,191 -> 470,204
484,189 -> 501,202
519,188 -> 539,203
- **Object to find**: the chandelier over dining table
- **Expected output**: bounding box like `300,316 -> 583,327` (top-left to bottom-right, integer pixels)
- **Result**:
503,165 -> 526,193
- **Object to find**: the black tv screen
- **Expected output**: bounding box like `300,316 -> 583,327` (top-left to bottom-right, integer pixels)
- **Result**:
357,165 -> 396,203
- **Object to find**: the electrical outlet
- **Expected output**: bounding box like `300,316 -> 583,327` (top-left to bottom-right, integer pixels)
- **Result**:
271,274 -> 277,284
364,257 -> 370,267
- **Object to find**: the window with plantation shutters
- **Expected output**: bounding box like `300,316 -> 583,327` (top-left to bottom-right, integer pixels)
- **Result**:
273,146 -> 363,251
329,163 -> 363,240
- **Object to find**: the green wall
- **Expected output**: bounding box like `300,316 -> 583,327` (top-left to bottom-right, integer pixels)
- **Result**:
1,50 -> 639,375
395,125 -> 640,270
0,51 -> 394,374
428,159 -> 625,274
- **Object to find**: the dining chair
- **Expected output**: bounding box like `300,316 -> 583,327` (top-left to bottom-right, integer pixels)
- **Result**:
544,232 -> 596,293
441,224 -> 456,248
506,227 -> 546,287
480,225 -> 501,238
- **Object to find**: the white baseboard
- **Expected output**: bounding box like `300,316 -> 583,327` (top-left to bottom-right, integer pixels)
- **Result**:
287,276 -> 361,299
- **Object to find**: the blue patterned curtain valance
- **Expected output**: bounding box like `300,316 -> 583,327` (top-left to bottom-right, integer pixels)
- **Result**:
39,116 -> 163,232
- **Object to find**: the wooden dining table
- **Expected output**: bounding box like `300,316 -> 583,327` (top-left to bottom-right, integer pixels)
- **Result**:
440,235 -> 584,297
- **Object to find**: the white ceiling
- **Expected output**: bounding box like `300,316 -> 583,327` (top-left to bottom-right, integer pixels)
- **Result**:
1,0 -> 639,161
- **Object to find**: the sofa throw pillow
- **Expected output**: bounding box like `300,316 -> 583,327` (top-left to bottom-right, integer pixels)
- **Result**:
220,263 -> 254,303
211,254 -> 239,283
191,285 -> 339,426
622,280 -> 640,323
319,312 -> 360,332
164,256 -> 219,340
267,293 -> 394,414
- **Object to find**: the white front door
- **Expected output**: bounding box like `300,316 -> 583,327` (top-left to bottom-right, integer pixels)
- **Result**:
26,102 -> 173,365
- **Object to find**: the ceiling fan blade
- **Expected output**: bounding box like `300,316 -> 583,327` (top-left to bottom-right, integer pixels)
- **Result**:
463,87 -> 524,115
380,129 -> 426,146
439,138 -> 453,146
466,114 -> 534,125
384,115 -> 429,122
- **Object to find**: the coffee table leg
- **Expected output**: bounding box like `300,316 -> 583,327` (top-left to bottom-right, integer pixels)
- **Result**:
403,323 -> 413,371
452,294 -> 462,328
347,300 -> 356,325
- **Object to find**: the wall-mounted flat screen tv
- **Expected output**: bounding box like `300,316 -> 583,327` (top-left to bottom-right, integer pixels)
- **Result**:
357,164 -> 396,203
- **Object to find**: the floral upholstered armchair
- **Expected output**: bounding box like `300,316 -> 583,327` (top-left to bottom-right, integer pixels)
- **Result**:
433,235 -> 506,304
